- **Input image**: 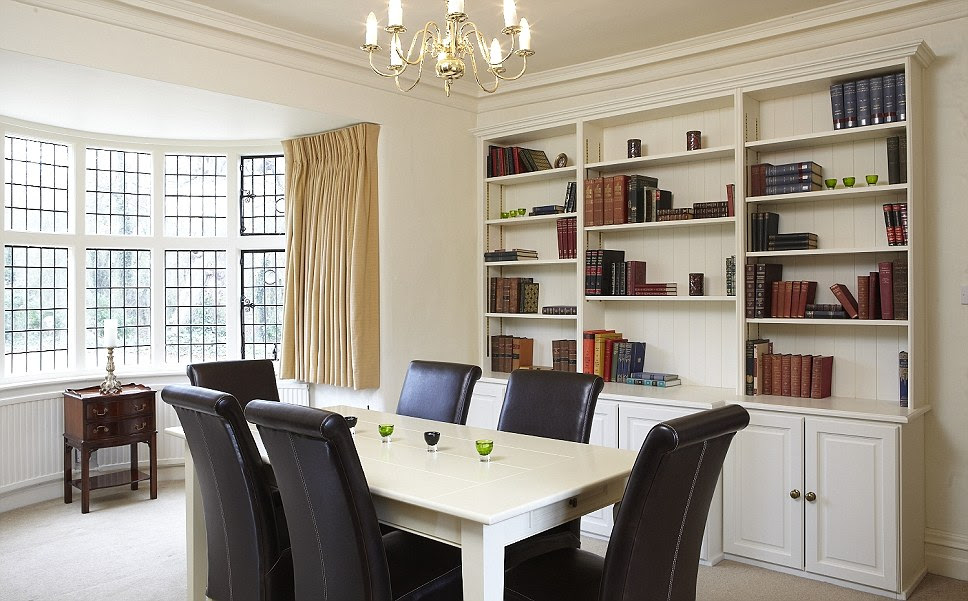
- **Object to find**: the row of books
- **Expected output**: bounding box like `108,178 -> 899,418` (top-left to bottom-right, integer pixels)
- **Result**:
746,338 -> 834,399
490,335 -> 533,373
748,212 -> 779,252
625,373 -> 681,387
556,217 -> 578,259
768,232 -> 818,251
563,181 -> 578,213
551,339 -> 577,372
831,260 -> 908,320
484,248 -> 538,262
887,136 -> 908,185
529,204 -> 567,216
581,329 -> 646,382
486,145 -> 553,177
830,72 -> 905,130
583,175 -> 665,226
882,203 -> 908,245
488,277 -> 539,313
541,305 -> 577,315
745,263 -> 782,318
760,280 -> 819,318
584,251 -> 678,296
749,162 -> 823,197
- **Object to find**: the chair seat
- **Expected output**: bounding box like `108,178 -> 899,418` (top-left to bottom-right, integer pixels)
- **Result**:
384,530 -> 463,601
505,548 -> 603,601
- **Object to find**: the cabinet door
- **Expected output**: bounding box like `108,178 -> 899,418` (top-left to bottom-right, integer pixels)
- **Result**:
723,411 -> 804,569
581,400 -> 619,537
805,418 -> 898,590
465,381 -> 505,429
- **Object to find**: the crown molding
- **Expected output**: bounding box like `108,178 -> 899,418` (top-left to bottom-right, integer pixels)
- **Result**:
476,0 -> 962,112
471,40 -> 931,139
11,0 -> 480,113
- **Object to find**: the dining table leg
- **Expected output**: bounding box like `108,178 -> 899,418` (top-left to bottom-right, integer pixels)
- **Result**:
182,442 -> 209,601
460,519 -> 505,601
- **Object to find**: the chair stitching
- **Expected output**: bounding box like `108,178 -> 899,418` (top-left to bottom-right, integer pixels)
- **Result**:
288,431 -> 328,599
394,564 -> 461,599
193,411 -> 234,601
666,440 -> 707,601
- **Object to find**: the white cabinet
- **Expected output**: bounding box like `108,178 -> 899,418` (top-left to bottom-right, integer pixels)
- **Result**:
725,411 -> 907,592
466,380 -> 506,429
580,400 -> 619,537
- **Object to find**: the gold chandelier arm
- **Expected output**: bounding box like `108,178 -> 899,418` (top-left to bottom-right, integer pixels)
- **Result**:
492,52 -> 529,81
394,53 -> 426,93
468,52 -> 500,94
396,22 -> 439,66
463,20 -> 518,64
367,51 -> 405,78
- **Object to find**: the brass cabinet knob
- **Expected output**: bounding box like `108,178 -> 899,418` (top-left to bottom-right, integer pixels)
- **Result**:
805,491 -> 817,502
790,489 -> 801,499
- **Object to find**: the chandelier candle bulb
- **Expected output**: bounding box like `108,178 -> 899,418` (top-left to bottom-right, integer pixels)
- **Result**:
518,18 -> 531,51
503,0 -> 517,28
447,0 -> 464,16
103,318 -> 118,348
365,12 -> 378,46
390,37 -> 403,67
388,0 -> 403,28
489,39 -> 503,65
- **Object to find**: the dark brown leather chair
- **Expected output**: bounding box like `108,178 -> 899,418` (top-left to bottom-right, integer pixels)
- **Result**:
186,359 -> 280,408
161,385 -> 292,601
504,404 -> 751,601
497,369 -> 605,568
396,360 -> 482,425
244,400 -> 462,601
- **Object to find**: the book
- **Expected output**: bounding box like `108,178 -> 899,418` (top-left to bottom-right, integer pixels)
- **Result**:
780,353 -> 792,396
764,172 -> 823,186
626,261 -> 647,295
521,282 -> 539,314
754,263 -> 783,318
887,136 -> 902,185
593,177 -> 605,226
726,255 -> 736,296
762,354 -> 773,395
603,337 -> 626,382
830,83 -> 845,129
791,354 -> 802,398
563,181 -> 578,213
750,212 -> 780,252
765,182 -> 823,195
726,183 -> 735,217
771,353 -> 782,395
899,351 -> 908,407
603,175 -> 614,226
896,72 -> 906,121
795,281 -> 818,318
626,378 -> 681,387
745,263 -> 755,318
878,261 -> 894,319
857,275 -> 870,319
582,330 -> 611,374
629,343 -> 647,376
800,354 -> 813,398
810,355 -> 834,399
583,179 -> 595,227
630,371 -> 676,381
870,75 -> 885,124
594,331 -> 624,378
830,283 -> 859,318
764,162 -> 823,177
612,175 -> 629,225
883,73 -> 897,122
893,257 -> 908,320
627,175 -> 660,223
745,338 -> 767,395
844,80 -> 857,128
899,135 -> 908,183
856,77 -> 871,127
512,337 -> 534,370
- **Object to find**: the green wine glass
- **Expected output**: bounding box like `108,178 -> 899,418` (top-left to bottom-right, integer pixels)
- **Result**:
866,174 -> 879,186
475,439 -> 494,462
842,176 -> 856,188
824,178 -> 837,190
378,423 -> 394,443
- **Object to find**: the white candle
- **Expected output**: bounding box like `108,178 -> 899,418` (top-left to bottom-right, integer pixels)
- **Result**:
447,0 -> 464,14
365,12 -> 378,45
489,38 -> 503,65
388,0 -> 403,28
519,18 -> 531,51
503,0 -> 517,28
103,319 -> 118,348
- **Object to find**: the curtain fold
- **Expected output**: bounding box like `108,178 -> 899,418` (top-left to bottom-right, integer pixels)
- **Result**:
280,123 -> 380,389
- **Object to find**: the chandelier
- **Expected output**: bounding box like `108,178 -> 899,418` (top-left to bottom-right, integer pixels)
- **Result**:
362,0 -> 533,96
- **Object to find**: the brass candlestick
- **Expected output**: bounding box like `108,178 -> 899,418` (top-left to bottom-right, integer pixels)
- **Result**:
99,346 -> 122,395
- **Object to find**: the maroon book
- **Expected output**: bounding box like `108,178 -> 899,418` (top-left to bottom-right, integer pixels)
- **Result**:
797,281 -> 817,318
830,283 -> 859,318
868,272 -> 881,319
878,261 -> 894,319
613,175 -> 629,224
791,354 -> 802,398
800,354 -> 813,397
810,355 -> 834,399
583,179 -> 595,227
771,354 -> 783,395
857,275 -> 870,319
603,175 -> 614,226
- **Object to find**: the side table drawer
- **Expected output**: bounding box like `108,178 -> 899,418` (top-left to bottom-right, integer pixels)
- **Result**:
85,421 -> 121,440
121,396 -> 153,417
86,399 -> 124,420
121,415 -> 154,436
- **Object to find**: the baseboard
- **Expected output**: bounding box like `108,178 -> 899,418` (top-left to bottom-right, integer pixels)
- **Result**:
0,461 -> 185,513
722,554 -> 902,599
925,528 -> 968,581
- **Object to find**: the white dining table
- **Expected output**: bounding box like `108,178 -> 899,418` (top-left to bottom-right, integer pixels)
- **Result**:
166,404 -> 637,601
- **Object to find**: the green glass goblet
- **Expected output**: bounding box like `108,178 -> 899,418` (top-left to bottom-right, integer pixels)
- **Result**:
824,178 -> 837,190
866,174 -> 879,186
475,439 -> 494,462
378,423 -> 394,443
842,176 -> 856,188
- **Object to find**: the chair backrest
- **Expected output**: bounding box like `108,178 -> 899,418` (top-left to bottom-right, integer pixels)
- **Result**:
396,360 -> 483,425
186,359 -> 280,408
600,404 -> 750,601
497,370 -> 604,443
160,385 -> 290,601
244,400 -> 393,601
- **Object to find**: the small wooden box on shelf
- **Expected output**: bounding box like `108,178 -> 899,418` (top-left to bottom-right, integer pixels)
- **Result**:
63,383 -> 158,514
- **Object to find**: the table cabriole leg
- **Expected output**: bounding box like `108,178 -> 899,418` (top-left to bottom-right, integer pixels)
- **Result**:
80,447 -> 91,514
131,442 -> 139,491
63,441 -> 72,504
149,433 -> 158,500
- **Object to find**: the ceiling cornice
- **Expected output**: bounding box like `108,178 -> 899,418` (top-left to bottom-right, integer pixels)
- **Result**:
12,0 -> 480,112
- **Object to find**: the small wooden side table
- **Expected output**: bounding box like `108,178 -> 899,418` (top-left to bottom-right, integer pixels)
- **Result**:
63,383 -> 158,513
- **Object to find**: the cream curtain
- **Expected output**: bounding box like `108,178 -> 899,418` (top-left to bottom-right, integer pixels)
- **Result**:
280,123 -> 380,389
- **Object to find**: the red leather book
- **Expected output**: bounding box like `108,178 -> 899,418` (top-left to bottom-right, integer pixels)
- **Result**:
868,272 -> 880,319
878,261 -> 894,319
882,203 -> 897,245
613,175 -> 629,224
893,257 -> 908,319
780,354 -> 792,396
593,177 -> 605,226
583,180 -> 595,227
603,175 -> 614,226
771,354 -> 783,395
810,355 -> 834,399
783,281 -> 794,318
791,281 -> 802,318
892,203 -> 906,245
581,330 -> 609,374
800,354 -> 813,397
829,283 -> 859,318
791,354 -> 802,398
556,218 -> 565,259
771,281 -> 780,318
762,354 -> 774,395
797,281 -> 817,318
857,275 -> 870,319
745,264 -> 756,318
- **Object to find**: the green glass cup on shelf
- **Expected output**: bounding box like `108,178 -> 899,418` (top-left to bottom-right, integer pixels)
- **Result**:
866,174 -> 879,186
842,176 -> 856,188
500,211 -> 509,219
517,208 -> 526,216
378,423 -> 394,443
475,439 -> 494,462
824,178 -> 837,190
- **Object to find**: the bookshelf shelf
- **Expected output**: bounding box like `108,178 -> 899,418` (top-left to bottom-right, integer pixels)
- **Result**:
485,259 -> 577,267
746,183 -> 908,205
485,312 -> 578,320
749,318 -> 908,327
485,213 -> 577,226
745,122 -> 906,153
585,146 -> 733,173
589,295 -> 736,302
486,167 -> 578,185
747,246 -> 907,257
586,216 -> 735,232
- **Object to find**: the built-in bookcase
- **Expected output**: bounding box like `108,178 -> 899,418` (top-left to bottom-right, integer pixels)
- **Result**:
477,43 -> 929,414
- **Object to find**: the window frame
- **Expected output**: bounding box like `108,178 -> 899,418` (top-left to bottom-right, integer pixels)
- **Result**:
0,120 -> 286,384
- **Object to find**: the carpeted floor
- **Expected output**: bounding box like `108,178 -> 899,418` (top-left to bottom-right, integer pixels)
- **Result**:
1,480 -> 965,601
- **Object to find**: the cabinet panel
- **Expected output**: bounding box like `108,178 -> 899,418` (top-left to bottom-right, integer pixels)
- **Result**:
465,381 -> 506,430
581,400 -> 619,537
723,411 -> 804,568
805,418 -> 898,590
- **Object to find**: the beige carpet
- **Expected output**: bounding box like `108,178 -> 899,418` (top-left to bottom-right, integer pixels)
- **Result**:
1,480 -> 965,601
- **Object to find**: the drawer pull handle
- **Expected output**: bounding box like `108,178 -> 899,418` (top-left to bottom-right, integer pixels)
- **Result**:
94,408 -> 108,416
134,422 -> 147,431
95,425 -> 109,433
135,403 -> 148,412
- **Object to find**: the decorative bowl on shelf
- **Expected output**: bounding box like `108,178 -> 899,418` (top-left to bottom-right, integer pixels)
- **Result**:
842,176 -> 856,188
866,174 -> 879,186
824,178 -> 837,190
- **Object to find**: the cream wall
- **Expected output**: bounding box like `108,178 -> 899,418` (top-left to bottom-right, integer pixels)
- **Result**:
476,5 -> 968,578
0,0 -> 480,410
